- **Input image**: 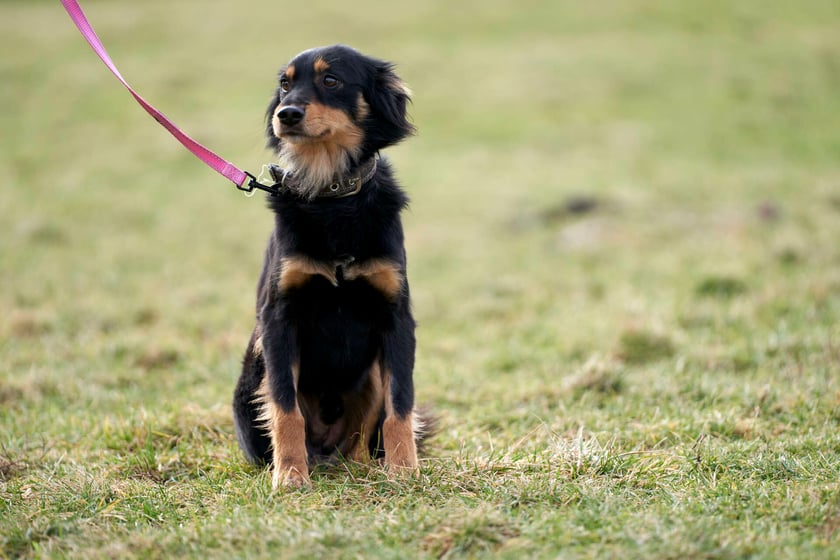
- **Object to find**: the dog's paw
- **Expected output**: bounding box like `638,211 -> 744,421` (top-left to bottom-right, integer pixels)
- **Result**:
385,451 -> 419,479
272,465 -> 311,490
386,461 -> 419,479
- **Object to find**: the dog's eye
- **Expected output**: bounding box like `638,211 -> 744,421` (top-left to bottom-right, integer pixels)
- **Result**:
280,78 -> 290,93
323,75 -> 340,89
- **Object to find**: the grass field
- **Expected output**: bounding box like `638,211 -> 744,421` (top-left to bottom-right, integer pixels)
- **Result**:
2,0 -> 840,557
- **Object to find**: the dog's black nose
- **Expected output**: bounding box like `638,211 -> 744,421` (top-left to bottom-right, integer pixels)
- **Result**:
277,106 -> 305,126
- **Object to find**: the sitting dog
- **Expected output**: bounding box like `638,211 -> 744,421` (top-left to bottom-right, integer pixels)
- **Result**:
232,45 -> 429,488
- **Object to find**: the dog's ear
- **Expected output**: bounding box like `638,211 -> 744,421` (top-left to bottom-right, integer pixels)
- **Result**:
265,88 -> 282,153
365,61 -> 415,146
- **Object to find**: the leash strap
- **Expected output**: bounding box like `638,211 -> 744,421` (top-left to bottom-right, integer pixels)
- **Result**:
60,0 -> 263,191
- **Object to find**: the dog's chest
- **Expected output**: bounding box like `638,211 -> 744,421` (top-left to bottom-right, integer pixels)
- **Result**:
278,255 -> 403,301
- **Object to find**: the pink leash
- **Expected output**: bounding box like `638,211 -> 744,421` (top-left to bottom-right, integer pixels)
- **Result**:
60,0 -> 270,193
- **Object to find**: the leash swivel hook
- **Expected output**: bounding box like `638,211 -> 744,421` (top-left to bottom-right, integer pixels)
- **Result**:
237,171 -> 280,196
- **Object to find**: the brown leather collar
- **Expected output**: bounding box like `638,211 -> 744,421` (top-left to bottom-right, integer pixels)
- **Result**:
266,156 -> 378,199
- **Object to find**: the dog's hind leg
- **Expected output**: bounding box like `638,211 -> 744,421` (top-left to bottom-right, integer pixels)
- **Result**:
233,328 -> 272,465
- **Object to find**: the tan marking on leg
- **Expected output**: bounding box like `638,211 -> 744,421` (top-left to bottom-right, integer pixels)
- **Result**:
314,57 -> 330,73
255,372 -> 310,489
343,259 -> 404,300
382,368 -> 418,475
278,255 -> 338,291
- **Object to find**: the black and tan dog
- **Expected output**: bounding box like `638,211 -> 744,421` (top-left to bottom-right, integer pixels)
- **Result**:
232,45 -> 428,488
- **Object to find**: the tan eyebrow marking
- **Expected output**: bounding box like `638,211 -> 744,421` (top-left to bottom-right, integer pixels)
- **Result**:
314,57 -> 330,73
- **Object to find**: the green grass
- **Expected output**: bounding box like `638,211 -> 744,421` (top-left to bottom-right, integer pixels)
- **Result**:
3,0 -> 840,557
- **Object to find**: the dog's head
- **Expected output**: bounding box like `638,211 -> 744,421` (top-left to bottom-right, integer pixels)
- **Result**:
266,45 -> 414,196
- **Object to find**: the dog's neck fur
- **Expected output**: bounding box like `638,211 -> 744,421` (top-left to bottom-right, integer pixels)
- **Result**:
278,139 -> 367,199
269,156 -> 378,199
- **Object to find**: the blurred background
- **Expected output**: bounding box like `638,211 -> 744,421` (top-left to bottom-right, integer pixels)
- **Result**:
2,0 -> 839,448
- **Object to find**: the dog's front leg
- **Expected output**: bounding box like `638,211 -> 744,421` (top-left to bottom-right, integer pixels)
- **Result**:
260,305 -> 309,489
381,309 -> 419,476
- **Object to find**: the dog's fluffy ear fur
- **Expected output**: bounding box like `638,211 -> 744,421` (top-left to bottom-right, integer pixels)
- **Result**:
363,61 -> 415,151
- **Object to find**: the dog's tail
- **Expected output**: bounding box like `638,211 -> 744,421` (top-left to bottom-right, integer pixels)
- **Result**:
413,404 -> 438,456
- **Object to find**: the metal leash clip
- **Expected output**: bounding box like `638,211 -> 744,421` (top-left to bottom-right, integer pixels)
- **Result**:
237,169 -> 281,197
